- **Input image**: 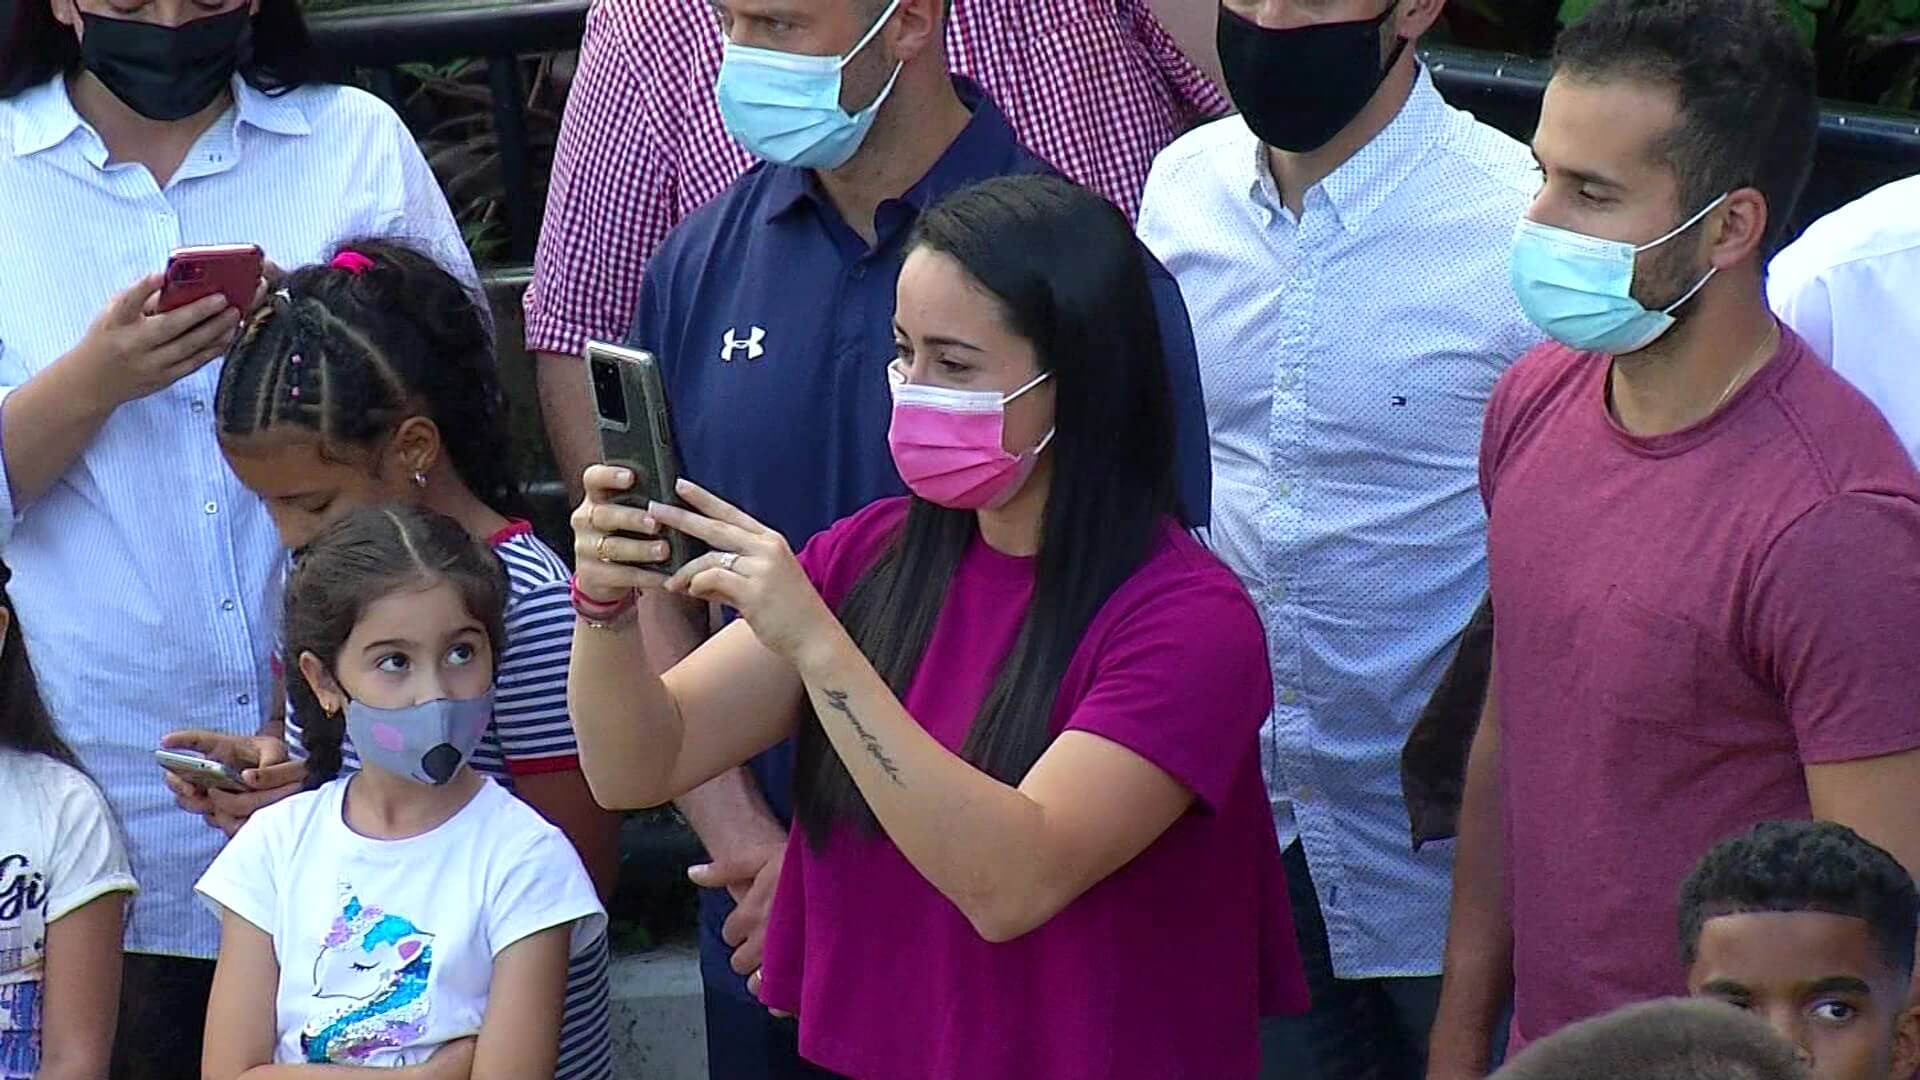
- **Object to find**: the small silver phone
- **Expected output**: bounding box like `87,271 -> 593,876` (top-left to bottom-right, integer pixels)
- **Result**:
154,749 -> 248,793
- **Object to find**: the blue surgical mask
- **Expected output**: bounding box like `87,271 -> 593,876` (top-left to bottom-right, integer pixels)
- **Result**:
344,691 -> 493,786
715,0 -> 904,170
1509,192 -> 1729,355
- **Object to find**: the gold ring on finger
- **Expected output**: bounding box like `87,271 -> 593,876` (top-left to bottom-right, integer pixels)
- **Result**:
595,535 -> 612,563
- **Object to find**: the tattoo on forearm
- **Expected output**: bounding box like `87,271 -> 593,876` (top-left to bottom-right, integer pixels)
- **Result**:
823,689 -> 905,787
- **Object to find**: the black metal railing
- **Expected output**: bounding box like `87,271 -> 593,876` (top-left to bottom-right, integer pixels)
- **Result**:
1423,47 -> 1920,237
311,0 -> 592,262
1427,47 -> 1920,162
309,1 -> 1920,264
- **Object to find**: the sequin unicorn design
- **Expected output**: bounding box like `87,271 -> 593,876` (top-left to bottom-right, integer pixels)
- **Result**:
300,893 -> 435,1064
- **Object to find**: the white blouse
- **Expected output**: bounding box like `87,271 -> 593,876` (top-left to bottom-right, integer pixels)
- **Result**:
0,74 -> 474,959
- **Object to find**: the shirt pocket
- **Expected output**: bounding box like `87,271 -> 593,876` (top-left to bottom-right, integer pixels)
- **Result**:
1591,586 -> 1706,738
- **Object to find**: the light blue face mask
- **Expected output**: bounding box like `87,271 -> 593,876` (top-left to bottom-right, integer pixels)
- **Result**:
715,0 -> 905,171
1509,192 -> 1729,355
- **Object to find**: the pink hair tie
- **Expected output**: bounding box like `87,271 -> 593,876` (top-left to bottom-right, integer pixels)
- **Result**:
330,251 -> 375,275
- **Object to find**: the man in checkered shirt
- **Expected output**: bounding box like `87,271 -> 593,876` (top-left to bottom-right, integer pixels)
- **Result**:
528,2 -> 1228,1077
526,0 -> 1227,505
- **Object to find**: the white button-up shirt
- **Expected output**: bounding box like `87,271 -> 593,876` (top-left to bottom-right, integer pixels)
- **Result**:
1139,67 -> 1541,979
0,75 -> 472,958
1768,173 -> 1920,464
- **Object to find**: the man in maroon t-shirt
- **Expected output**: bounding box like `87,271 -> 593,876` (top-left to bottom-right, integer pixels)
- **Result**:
1428,1 -> 1920,1076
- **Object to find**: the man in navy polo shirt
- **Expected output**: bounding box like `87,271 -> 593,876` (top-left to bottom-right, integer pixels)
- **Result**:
621,0 -> 1212,1075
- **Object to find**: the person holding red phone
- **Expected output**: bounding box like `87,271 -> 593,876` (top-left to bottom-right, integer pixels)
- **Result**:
0,2 -> 474,1077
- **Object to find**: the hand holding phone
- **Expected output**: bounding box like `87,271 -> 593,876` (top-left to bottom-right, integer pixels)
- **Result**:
586,341 -> 705,573
155,748 -> 249,794
66,273 -> 246,410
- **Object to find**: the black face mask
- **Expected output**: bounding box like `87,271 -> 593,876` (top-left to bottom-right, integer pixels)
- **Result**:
79,6 -> 252,122
1217,3 -> 1410,154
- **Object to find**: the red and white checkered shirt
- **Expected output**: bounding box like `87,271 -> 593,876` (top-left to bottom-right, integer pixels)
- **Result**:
524,0 -> 1229,357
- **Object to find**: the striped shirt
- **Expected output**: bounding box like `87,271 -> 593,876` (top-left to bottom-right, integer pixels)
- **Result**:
0,74 -> 473,961
524,0 -> 1229,357
286,522 -> 612,1080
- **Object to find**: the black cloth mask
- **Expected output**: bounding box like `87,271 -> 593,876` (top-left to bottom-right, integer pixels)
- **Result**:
1217,3 -> 1410,154
79,6 -> 252,122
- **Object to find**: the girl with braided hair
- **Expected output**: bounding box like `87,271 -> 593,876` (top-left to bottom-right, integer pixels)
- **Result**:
163,239 -> 618,1080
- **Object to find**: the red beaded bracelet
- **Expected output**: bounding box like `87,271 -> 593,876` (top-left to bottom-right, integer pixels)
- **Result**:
569,575 -> 636,623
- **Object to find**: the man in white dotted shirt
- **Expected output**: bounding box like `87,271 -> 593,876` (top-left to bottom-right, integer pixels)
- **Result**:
1138,2 -> 1542,1076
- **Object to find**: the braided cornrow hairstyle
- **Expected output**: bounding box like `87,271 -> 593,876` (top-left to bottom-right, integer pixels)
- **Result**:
216,239 -> 530,519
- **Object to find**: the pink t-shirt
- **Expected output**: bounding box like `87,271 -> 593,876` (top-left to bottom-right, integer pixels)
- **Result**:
758,499 -> 1308,1080
1483,327 -> 1920,1049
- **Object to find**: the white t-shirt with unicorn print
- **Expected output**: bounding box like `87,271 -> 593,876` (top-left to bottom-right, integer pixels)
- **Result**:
196,775 -> 604,1068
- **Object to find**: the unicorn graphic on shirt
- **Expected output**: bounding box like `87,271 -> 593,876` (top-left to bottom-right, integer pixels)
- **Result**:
299,892 -> 435,1064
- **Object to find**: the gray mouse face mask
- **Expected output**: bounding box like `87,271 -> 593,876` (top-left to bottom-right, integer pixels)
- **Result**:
343,692 -> 493,785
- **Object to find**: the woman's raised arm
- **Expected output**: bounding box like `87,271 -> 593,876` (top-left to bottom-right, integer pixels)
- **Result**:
567,465 -> 805,809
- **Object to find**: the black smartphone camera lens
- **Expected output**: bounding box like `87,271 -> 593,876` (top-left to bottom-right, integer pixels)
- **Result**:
589,357 -> 628,426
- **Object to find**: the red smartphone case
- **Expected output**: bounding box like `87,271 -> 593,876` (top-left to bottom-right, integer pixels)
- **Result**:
158,244 -> 263,313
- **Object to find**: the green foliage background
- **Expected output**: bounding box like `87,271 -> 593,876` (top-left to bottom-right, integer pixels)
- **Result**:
1448,0 -> 1920,109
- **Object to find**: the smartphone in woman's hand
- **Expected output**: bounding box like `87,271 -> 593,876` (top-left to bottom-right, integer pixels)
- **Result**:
157,244 -> 264,314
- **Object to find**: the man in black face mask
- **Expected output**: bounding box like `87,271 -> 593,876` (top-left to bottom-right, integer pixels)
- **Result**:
1138,2 -> 1542,1078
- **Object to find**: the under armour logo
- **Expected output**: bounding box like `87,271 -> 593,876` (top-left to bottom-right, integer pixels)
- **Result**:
1390,395 -> 1408,407
720,326 -> 767,363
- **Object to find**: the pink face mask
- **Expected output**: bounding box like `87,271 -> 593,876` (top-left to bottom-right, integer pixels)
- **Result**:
886,362 -> 1055,510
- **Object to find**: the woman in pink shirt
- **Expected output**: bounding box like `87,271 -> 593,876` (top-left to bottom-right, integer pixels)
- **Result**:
567,174 -> 1306,1080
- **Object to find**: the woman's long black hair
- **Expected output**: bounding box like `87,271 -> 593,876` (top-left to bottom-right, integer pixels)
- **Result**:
792,174 -> 1181,846
0,559 -> 80,770
1,0 -> 331,99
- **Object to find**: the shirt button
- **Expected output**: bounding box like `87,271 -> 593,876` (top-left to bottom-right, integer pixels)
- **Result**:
1276,480 -> 1292,499
203,501 -> 218,514
1297,786 -> 1314,803
221,598 -> 236,611
237,693 -> 251,706
1280,689 -> 1300,706
1279,372 -> 1298,391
